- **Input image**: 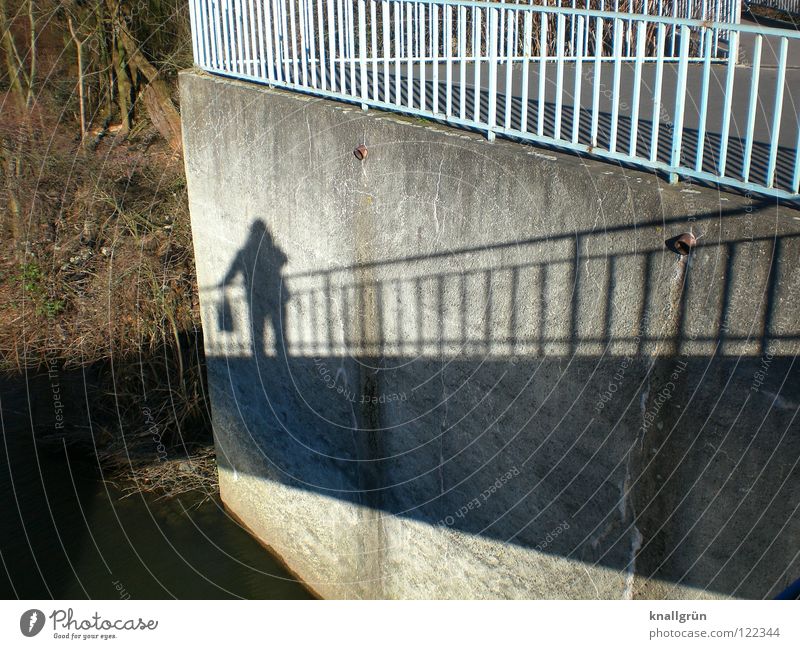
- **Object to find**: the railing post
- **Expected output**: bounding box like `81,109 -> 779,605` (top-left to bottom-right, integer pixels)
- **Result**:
669,25 -> 690,184
358,0 -> 368,109
742,34 -> 763,184
520,9 -> 532,134
609,17 -> 622,153
590,16 -> 601,148
717,30 -> 737,179
189,0 -> 200,66
766,37 -> 788,189
487,6 -> 498,141
554,12 -> 565,141
694,26 -> 713,172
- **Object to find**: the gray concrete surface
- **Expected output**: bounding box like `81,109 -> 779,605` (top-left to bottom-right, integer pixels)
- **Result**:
180,69 -> 800,599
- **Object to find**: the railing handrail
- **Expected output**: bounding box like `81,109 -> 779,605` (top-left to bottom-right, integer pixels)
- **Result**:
204,0 -> 795,37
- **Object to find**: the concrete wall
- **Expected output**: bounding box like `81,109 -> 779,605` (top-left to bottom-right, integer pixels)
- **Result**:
180,70 -> 800,599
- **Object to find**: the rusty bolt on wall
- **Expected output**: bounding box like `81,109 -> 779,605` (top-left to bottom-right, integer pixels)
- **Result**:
674,232 -> 697,255
353,144 -> 368,161
667,232 -> 697,256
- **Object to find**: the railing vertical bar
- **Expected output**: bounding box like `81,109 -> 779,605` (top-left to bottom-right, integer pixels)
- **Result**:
328,0 -> 346,93
718,30 -> 737,177
201,0 -> 213,68
498,3 -> 504,57
694,26 -> 713,172
650,22 -> 665,162
308,0 -> 318,88
382,0 -> 390,103
629,19 -> 645,157
247,0 -> 258,76
609,18 -> 622,153
348,0 -> 357,96
504,9 -> 514,130
210,0 -> 219,68
358,0 -> 368,103
189,0 -> 200,65
766,37 -> 787,189
487,6 -> 498,137
211,0 -> 222,69
445,4 -> 452,117
205,0 -> 216,67
624,16 -> 631,60
571,14 -> 584,145
569,0 -> 576,55
520,9 -> 532,134
793,128 -> 800,194
394,1 -> 401,104
554,13 -> 565,140
590,16 -> 601,148
200,0 -> 210,67
742,34 -> 762,184
473,8 -> 482,123
289,0 -> 301,83
406,1 -> 414,108
270,0 -> 282,82
220,0 -> 231,71
670,0 -> 678,56
196,0 -> 208,67
244,0 -> 254,74
317,0 -> 327,89
265,0 -> 275,77
370,0 -> 378,99
233,0 -> 247,74
537,12 -> 548,137
432,4 -> 439,115
280,0 -> 291,82
458,5 -> 466,120
254,0 -> 267,79
420,3 -> 426,112
299,0 -> 309,86
337,0 -> 346,92
670,24 -> 691,183
233,0 -> 244,74
327,0 -> 336,91
239,0 -> 250,74
212,0 -> 228,70
228,0 -> 237,72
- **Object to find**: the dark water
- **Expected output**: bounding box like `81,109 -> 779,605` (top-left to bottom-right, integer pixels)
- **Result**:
0,372 -> 310,600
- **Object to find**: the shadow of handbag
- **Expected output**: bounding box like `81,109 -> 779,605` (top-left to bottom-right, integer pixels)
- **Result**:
217,293 -> 235,332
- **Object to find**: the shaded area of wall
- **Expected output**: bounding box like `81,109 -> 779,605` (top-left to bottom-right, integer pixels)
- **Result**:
180,70 -> 800,599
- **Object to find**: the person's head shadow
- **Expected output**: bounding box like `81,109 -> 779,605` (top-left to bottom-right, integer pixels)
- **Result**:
218,218 -> 290,359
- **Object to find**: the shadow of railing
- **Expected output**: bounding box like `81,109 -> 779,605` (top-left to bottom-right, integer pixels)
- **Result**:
200,210 -> 800,598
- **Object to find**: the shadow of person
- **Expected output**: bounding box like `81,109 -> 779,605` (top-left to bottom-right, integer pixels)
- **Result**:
218,219 -> 290,359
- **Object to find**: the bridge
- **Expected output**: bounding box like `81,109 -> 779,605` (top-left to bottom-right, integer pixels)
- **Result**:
180,0 -> 800,598
188,0 -> 800,201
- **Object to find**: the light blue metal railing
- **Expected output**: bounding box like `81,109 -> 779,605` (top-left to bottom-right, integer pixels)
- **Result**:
188,0 -> 800,201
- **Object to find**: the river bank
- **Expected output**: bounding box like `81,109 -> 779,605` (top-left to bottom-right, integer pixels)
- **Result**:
0,370 -> 310,599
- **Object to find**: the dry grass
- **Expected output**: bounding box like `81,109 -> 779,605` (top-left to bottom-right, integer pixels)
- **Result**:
0,102 -> 216,499
102,445 -> 219,504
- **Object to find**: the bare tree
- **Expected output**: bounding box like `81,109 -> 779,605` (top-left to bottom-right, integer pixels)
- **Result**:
0,0 -> 36,110
106,0 -> 182,151
67,16 -> 88,142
